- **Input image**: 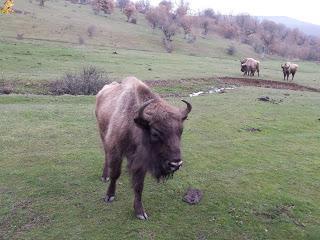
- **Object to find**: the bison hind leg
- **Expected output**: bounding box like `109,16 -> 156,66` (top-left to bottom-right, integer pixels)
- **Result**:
136,212 -> 148,220
104,151 -> 123,202
104,195 -> 115,203
101,157 -> 109,182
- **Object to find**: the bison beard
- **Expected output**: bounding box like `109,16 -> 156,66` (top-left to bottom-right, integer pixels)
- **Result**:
95,77 -> 191,220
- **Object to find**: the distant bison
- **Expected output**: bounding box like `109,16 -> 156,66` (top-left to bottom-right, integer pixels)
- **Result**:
241,58 -> 260,77
95,77 -> 192,220
281,62 -> 298,81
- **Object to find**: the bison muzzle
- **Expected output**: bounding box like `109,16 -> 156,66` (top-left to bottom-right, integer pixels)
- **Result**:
95,77 -> 192,220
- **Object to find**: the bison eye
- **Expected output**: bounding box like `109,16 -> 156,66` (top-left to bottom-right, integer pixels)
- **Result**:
150,128 -> 161,143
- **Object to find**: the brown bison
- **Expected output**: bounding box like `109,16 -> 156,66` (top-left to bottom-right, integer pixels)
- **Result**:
95,77 -> 192,220
281,62 -> 298,81
240,58 -> 260,77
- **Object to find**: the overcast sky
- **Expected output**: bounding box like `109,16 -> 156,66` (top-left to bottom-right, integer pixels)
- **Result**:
148,0 -> 320,25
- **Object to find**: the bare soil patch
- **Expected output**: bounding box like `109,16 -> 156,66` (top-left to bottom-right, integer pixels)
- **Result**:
217,77 -> 320,92
145,77 -> 320,98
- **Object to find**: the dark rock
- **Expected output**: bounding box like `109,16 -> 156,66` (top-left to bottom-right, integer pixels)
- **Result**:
257,96 -> 270,101
245,128 -> 261,132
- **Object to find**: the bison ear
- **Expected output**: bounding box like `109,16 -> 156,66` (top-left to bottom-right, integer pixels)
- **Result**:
134,117 -> 150,129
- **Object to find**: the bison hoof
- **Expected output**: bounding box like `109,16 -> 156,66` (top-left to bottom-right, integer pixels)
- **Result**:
136,212 -> 148,220
104,195 -> 115,203
101,176 -> 110,183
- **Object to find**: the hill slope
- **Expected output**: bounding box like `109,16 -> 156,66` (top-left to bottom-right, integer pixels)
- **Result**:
0,0 -> 319,92
258,16 -> 320,36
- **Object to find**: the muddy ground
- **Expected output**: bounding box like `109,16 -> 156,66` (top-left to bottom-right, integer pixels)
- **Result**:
145,77 -> 320,97
217,77 -> 320,92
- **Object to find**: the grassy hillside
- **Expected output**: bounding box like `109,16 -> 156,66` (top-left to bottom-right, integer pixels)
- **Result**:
1,1 -> 320,239
1,89 -> 320,239
1,0 -> 319,92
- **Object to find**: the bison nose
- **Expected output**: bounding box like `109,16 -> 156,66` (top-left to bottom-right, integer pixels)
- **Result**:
168,160 -> 183,171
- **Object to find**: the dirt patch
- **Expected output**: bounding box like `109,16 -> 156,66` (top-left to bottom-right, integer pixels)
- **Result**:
257,96 -> 284,104
147,77 -> 320,93
0,199 -> 50,239
218,77 -> 320,92
145,77 -> 320,98
245,127 -> 261,132
254,204 -> 305,228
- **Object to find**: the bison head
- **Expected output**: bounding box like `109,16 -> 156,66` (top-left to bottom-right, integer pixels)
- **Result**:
241,63 -> 247,73
281,63 -> 290,73
134,99 -> 192,180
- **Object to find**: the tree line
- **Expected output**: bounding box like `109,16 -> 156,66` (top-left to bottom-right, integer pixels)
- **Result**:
68,0 -> 320,60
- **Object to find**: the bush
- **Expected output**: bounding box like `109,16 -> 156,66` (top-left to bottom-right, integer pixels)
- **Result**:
16,33 -> 24,40
130,17 -> 137,24
49,66 -> 109,95
78,36 -> 85,44
226,45 -> 236,55
87,25 -> 96,37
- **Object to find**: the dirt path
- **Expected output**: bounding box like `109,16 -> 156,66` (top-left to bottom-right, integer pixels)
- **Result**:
145,77 -> 320,93
217,77 -> 320,92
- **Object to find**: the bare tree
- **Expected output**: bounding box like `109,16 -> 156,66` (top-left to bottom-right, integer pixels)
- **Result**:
116,0 -> 129,11
145,7 -> 158,29
93,0 -> 115,14
123,2 -> 136,22
135,0 -> 150,14
178,15 -> 193,38
145,5 -> 177,52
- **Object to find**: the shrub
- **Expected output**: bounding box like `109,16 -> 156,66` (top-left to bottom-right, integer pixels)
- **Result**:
87,25 -> 97,37
130,17 -> 137,24
49,66 -> 109,95
16,33 -> 24,40
226,45 -> 236,55
78,36 -> 85,44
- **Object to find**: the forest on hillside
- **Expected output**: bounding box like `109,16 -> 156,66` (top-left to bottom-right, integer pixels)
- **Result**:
55,0 -> 320,61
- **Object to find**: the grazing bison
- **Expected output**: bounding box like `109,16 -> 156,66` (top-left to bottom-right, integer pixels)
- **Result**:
95,77 -> 192,220
240,58 -> 260,77
281,62 -> 298,81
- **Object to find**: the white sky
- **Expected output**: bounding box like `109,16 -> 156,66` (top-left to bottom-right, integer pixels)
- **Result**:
148,0 -> 320,25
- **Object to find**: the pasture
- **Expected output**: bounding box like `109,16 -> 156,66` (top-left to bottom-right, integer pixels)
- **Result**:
1,0 -> 320,239
1,0 -> 320,93
1,88 -> 320,239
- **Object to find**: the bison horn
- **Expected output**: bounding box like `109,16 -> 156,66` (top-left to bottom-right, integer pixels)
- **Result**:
181,100 -> 192,120
134,99 -> 155,128
138,99 -> 155,120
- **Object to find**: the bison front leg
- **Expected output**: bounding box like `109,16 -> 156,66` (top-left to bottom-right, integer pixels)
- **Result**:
132,169 -> 148,220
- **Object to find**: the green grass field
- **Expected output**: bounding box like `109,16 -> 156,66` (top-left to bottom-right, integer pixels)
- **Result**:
1,1 -> 320,239
1,89 -> 320,239
1,0 -> 320,92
